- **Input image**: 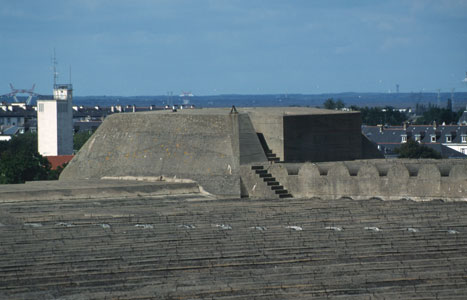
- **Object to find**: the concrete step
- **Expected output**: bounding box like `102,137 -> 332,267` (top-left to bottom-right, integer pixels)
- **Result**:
251,165 -> 264,170
275,190 -> 289,195
262,177 -> 276,182
267,181 -> 280,186
259,173 -> 272,178
270,185 -> 284,190
279,194 -> 293,198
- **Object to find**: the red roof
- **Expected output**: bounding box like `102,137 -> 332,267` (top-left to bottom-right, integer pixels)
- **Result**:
46,155 -> 74,170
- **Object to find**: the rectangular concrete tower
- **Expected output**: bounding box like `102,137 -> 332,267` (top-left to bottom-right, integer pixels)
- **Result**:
37,84 -> 74,156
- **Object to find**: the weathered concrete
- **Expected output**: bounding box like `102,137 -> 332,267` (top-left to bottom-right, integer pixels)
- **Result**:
242,107 -> 364,162
283,113 -> 362,162
60,110 -> 267,197
1,193 -> 467,299
0,179 -> 201,202
285,159 -> 467,201
59,107 -> 463,201
60,107 -> 383,198
240,165 -> 278,199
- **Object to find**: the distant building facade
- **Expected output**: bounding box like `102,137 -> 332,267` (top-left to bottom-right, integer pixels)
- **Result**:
37,84 -> 74,156
458,110 -> 467,125
363,123 -> 467,158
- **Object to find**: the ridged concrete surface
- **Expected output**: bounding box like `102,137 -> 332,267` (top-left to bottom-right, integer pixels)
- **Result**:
1,195 -> 467,299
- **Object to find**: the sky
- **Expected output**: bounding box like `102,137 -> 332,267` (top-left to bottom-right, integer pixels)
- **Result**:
1,0 -> 467,96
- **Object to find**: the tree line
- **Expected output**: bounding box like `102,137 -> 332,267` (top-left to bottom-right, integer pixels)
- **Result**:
323,98 -> 465,126
0,134 -> 59,184
0,131 -> 93,184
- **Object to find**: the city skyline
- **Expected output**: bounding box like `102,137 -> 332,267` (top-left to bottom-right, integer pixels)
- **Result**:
1,0 -> 466,96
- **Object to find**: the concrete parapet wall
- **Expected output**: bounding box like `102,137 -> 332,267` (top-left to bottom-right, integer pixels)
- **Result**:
287,159 -> 467,201
0,180 -> 201,203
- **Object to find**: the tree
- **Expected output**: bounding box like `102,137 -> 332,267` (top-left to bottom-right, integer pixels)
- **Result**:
323,98 -> 336,110
394,139 -> 441,159
335,99 -> 345,110
323,98 -> 345,110
74,131 -> 94,152
357,106 -> 408,126
0,133 -> 54,184
414,106 -> 461,125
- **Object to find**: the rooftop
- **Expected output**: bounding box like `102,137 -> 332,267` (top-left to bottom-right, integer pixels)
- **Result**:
1,183 -> 466,299
139,106 -> 357,116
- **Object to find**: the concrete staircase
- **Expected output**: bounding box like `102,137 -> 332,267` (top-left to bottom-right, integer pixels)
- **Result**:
265,149 -> 280,163
252,165 -> 292,198
256,133 -> 280,163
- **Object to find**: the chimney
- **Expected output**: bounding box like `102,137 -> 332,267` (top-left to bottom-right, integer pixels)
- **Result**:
433,120 -> 437,130
403,122 -> 407,130
378,124 -> 384,133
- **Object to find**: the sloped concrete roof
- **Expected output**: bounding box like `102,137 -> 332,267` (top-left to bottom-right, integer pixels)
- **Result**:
138,106 -> 356,116
1,192 -> 466,299
60,111 -> 268,197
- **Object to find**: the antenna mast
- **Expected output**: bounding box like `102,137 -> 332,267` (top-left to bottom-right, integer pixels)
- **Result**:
52,49 -> 58,87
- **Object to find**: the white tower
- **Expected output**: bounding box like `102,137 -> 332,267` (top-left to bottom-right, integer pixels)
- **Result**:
37,84 -> 74,156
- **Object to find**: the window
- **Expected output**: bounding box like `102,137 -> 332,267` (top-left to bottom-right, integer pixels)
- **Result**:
38,103 -> 44,112
401,135 -> 407,143
431,135 -> 436,143
446,135 -> 452,143
415,134 -> 421,142
462,135 -> 467,143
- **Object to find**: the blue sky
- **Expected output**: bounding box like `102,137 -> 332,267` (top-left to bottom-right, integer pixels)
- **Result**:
1,0 -> 467,96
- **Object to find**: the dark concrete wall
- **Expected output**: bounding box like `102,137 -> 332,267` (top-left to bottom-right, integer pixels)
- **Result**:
361,134 -> 385,159
283,113 -> 362,162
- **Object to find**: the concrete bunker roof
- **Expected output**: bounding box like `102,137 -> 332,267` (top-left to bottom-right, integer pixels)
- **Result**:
138,107 -> 357,116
